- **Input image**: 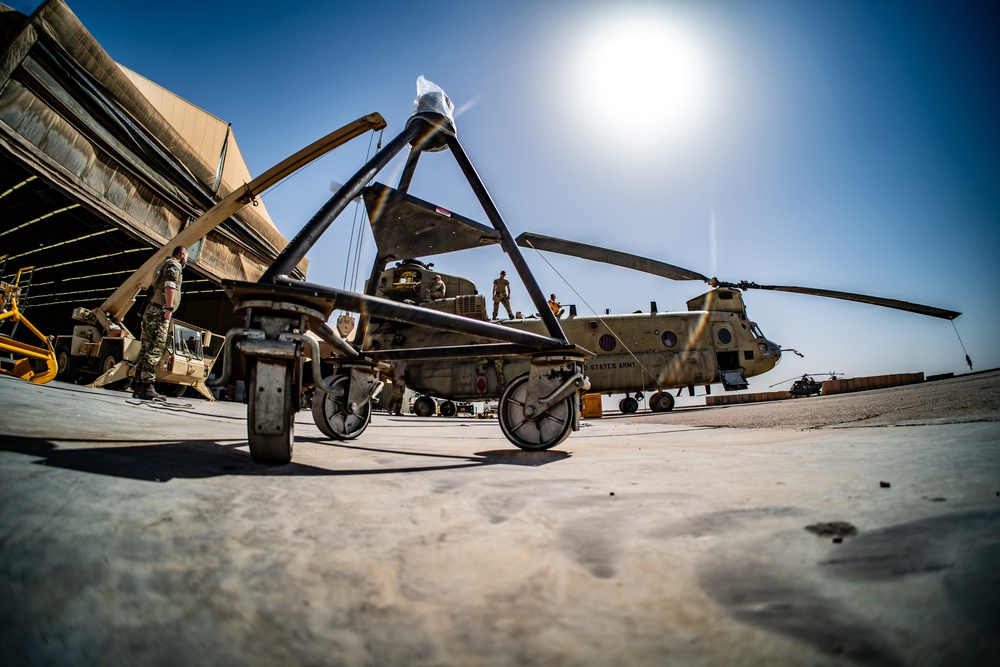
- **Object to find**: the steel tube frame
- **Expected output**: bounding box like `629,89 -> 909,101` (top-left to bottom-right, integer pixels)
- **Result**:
443,133 -> 569,344
256,112 -> 579,364
261,120 -> 426,282
366,342 -> 540,362
270,276 -> 575,351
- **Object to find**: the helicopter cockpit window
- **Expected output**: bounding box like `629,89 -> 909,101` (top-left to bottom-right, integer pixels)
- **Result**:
749,323 -> 765,340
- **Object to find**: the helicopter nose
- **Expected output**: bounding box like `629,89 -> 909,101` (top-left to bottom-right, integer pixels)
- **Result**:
770,341 -> 782,362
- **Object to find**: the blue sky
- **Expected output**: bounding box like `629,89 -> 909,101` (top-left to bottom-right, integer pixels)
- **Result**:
14,0 -> 1000,390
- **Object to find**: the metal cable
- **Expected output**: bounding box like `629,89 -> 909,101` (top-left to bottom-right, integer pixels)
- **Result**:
521,239 -> 660,395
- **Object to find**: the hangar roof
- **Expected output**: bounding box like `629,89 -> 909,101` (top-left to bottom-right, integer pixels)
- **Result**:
0,0 -> 306,338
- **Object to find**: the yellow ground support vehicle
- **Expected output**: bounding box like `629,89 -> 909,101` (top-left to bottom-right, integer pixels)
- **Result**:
0,260 -> 56,384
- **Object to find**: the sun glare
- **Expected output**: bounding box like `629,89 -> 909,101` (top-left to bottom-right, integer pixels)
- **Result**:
567,11 -> 713,154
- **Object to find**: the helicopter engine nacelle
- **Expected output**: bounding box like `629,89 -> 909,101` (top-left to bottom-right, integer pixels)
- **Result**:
686,289 -> 747,316
419,294 -> 488,321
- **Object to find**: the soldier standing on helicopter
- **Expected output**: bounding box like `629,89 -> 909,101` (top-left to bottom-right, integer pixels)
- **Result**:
492,270 -> 514,320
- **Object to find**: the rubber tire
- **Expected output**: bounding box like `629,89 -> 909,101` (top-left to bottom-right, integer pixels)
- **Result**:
621,396 -> 639,414
56,345 -> 79,383
498,374 -> 574,451
311,374 -> 371,440
439,400 -> 456,417
99,348 -> 130,390
413,396 -> 436,417
651,391 -> 675,412
247,360 -> 294,465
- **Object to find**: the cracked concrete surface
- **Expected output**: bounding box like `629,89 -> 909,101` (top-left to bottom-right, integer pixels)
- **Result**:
1,372 -> 998,666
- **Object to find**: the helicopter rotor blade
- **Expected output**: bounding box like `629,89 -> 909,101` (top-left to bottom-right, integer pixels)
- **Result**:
515,232 -> 960,320
515,232 -> 710,283
724,282 -> 961,320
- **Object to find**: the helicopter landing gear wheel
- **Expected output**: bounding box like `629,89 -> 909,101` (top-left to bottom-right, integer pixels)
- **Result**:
247,358 -> 295,464
650,391 -> 675,412
311,373 -> 371,440
439,400 -> 457,417
413,396 -> 436,417
620,396 -> 639,414
498,375 -> 574,451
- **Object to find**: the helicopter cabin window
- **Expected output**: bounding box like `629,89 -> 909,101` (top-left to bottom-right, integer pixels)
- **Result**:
719,291 -> 734,300
744,350 -> 755,360
717,328 -> 732,345
661,331 -> 678,348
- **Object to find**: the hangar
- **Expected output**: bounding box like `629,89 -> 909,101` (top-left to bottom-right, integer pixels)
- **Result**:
0,0 -> 306,348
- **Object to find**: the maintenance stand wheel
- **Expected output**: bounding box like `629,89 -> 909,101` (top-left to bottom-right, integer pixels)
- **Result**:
246,358 -> 295,464
311,373 -> 370,440
498,374 -> 574,451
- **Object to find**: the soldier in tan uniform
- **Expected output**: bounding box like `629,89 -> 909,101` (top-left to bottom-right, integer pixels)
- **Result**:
492,270 -> 514,320
132,246 -> 187,401
428,274 -> 446,300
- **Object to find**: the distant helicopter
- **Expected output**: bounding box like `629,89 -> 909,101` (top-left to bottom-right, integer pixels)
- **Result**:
769,372 -> 843,398
211,77 -> 962,464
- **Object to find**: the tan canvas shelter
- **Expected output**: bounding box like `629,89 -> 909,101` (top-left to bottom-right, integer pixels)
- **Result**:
0,0 -> 306,337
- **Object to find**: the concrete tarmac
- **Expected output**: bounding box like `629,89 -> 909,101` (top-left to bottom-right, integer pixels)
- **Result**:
1,372 -> 998,666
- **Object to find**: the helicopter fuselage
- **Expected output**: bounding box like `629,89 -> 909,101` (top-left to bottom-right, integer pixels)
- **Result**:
363,262 -> 782,402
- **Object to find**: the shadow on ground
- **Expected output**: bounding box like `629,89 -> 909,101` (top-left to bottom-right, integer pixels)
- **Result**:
0,434 -> 570,482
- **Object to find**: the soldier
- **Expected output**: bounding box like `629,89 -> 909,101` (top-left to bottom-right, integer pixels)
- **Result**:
132,245 -> 188,401
428,274 -> 446,300
492,270 -> 514,320
548,293 -> 565,318
386,360 -> 407,415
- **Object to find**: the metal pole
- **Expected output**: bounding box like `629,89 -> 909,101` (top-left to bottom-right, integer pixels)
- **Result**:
444,134 -> 568,343
272,276 -> 569,349
396,147 -> 422,194
261,121 -> 426,282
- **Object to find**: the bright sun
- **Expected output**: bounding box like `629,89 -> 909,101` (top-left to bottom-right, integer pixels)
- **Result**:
567,11 -> 713,154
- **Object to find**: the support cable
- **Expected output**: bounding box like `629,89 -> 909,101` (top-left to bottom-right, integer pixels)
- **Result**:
952,320 -> 973,371
522,239 -> 660,395
343,129 -> 382,306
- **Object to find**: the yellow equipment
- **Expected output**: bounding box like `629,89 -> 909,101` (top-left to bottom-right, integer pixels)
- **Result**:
0,261 -> 57,384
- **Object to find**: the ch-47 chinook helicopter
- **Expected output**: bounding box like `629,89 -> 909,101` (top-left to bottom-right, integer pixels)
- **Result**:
360,231 -> 960,416
209,78 -> 961,465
